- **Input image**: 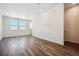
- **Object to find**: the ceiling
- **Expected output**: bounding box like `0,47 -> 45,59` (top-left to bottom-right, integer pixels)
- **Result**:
0,3 -> 59,19
64,3 -> 79,10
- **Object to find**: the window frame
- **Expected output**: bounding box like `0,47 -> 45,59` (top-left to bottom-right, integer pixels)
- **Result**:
19,20 -> 26,30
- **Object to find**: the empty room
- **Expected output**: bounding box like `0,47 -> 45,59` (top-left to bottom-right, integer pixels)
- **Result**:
0,3 -> 79,56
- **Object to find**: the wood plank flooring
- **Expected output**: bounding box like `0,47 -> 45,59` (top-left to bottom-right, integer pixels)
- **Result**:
0,36 -> 79,56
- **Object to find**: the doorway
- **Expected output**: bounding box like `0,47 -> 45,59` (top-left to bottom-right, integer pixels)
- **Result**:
64,3 -> 79,48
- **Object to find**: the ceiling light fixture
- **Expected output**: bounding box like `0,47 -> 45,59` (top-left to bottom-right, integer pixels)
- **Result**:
37,3 -> 43,12
38,3 -> 40,5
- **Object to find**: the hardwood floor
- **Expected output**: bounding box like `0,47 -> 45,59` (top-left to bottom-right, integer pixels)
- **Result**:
0,35 -> 79,56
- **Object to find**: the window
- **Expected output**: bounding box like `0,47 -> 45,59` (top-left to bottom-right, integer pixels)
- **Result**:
19,20 -> 26,30
10,20 -> 17,30
10,19 -> 26,30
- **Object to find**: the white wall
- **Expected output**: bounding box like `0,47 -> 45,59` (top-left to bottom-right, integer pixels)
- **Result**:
3,16 -> 32,37
32,4 -> 64,45
0,14 -> 3,40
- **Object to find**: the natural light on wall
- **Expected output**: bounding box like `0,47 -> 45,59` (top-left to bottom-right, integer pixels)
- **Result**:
30,22 -> 32,29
